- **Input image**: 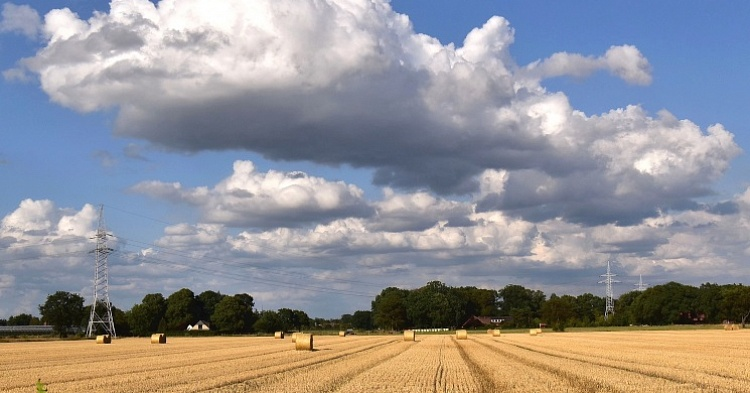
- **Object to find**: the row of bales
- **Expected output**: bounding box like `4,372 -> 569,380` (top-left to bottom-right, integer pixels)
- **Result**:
402,328 -> 505,342
273,331 -> 313,351
95,327 -> 535,351
96,333 -> 167,344
95,333 -> 167,344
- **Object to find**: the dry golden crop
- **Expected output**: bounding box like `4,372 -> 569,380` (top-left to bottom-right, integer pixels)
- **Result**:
3,329 -> 750,392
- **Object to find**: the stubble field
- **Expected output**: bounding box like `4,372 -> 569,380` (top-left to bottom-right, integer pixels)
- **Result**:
3,329 -> 749,392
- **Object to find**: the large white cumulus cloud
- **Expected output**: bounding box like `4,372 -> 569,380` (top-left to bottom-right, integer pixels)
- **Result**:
130,160 -> 372,227
8,0 -> 741,226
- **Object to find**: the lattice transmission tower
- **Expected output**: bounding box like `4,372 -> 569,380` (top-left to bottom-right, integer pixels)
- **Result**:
634,274 -> 648,292
598,259 -> 620,320
86,205 -> 117,338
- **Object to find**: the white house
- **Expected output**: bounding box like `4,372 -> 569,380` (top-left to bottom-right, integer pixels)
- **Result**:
186,320 -> 211,331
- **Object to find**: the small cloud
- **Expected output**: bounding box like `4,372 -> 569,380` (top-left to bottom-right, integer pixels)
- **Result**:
92,150 -> 117,167
521,45 -> 652,85
0,3 -> 42,39
2,67 -> 32,82
123,143 -> 148,161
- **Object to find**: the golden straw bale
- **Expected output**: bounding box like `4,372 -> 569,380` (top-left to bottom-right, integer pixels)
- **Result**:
291,332 -> 298,343
294,333 -> 313,351
338,331 -> 346,337
150,333 -> 166,344
274,331 -> 284,339
403,330 -> 416,342
492,329 -> 501,337
95,335 -> 111,344
456,329 -> 468,340
529,329 -> 538,336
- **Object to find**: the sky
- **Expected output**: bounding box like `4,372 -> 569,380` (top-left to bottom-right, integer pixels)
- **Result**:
1,0 -> 749,320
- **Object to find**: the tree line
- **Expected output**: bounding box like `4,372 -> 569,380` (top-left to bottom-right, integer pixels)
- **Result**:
6,280 -> 750,337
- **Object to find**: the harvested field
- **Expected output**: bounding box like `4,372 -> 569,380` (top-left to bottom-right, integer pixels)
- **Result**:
3,330 -> 749,392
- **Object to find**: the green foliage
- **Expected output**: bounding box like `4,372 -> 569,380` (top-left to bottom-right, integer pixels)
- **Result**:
720,284 -> 750,326
407,281 -> 463,328
253,310 -> 282,333
372,287 -> 410,331
165,288 -> 200,331
197,290 -> 226,322
498,284 -> 546,328
38,291 -> 85,338
127,293 -> 167,336
631,282 -> 701,325
36,378 -> 47,392
212,295 -> 254,334
276,308 -> 309,331
351,310 -> 373,330
541,294 -> 575,328
8,313 -> 35,326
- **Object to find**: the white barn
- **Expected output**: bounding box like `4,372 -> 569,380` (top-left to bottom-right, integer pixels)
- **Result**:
186,320 -> 211,331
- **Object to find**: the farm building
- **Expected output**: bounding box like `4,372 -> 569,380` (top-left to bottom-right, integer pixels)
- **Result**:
186,320 -> 211,331
461,316 -> 510,329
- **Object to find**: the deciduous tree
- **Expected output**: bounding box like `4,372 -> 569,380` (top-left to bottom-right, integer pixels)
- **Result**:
39,291 -> 85,337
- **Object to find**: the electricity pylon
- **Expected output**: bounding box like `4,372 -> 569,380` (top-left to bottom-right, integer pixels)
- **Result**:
598,260 -> 619,321
635,274 -> 648,291
86,205 -> 116,338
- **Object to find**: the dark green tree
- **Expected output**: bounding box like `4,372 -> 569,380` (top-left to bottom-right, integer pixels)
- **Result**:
197,290 -> 226,323
340,313 -> 353,329
498,284 -> 546,328
351,310 -> 373,330
574,293 -> 606,326
406,281 -> 462,328
276,308 -> 309,331
8,313 -> 35,326
236,293 -> 257,330
454,286 -> 500,323
721,284 -> 750,327
696,283 -> 724,324
127,293 -> 167,336
38,291 -> 85,337
165,288 -> 200,331
277,308 -> 299,331
253,310 -> 282,334
541,294 -> 575,331
610,290 -> 641,326
372,287 -> 410,330
631,282 -> 700,325
212,295 -> 251,334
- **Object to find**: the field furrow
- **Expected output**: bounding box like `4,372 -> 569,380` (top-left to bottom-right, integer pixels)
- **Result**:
478,334 -> 732,392
3,330 -> 750,392
495,331 -> 750,392
331,335 -> 480,393
206,336 -> 407,392
453,335 -> 579,392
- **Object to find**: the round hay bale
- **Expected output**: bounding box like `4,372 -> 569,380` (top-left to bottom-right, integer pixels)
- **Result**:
294,333 -> 313,351
456,329 -> 468,340
487,329 -> 492,335
150,333 -> 166,344
529,329 -> 538,336
96,334 -> 111,344
339,331 -> 346,337
291,332 -> 298,343
274,331 -> 284,339
403,330 -> 415,342
492,329 -> 501,337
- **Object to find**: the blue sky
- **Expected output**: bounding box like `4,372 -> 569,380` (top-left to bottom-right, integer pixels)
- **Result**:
1,0 -> 748,319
